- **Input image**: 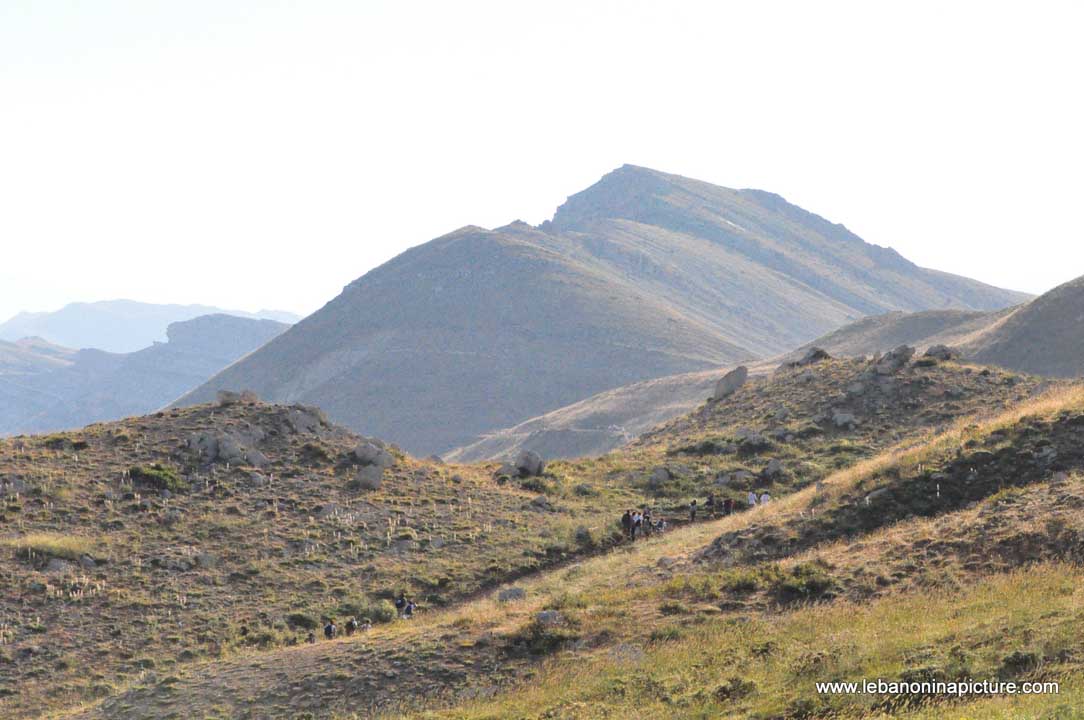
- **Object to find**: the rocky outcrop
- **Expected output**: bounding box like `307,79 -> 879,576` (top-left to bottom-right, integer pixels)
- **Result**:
712,365 -> 748,400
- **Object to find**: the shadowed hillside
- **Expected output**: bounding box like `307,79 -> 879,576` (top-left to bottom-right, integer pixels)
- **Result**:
177,166 -> 1026,455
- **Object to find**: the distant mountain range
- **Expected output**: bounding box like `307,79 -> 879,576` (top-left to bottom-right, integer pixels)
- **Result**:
451,272 -> 1084,462
0,299 -> 300,353
176,165 -> 1027,455
0,314 -> 288,436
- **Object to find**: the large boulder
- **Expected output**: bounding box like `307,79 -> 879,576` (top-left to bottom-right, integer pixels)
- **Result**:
712,365 -> 748,400
515,450 -> 545,477
353,464 -> 384,491
216,390 -> 243,407
352,440 -> 395,469
875,345 -> 915,375
783,347 -> 832,370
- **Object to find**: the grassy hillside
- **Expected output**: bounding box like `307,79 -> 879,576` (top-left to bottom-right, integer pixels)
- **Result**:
9,354 -> 1072,719
176,166 -> 1027,456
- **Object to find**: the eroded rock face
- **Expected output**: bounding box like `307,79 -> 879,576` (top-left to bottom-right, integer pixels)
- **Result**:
713,365 -> 749,400
498,587 -> 527,602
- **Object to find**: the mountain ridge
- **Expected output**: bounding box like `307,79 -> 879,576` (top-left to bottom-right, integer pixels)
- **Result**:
177,165 -> 1028,455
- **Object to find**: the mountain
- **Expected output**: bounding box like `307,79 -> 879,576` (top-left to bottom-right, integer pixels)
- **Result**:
0,336 -> 77,375
0,314 -> 288,435
176,165 -> 1027,456
0,299 -> 301,353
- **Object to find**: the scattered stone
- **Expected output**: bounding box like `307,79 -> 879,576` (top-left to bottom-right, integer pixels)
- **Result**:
245,449 -> 271,469
536,610 -> 562,627
795,347 -> 832,367
713,365 -> 748,400
498,587 -> 527,602
832,410 -> 859,429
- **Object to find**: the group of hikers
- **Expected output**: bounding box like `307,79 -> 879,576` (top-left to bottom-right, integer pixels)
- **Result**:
310,591 -> 418,642
620,507 -> 668,539
627,490 -> 773,536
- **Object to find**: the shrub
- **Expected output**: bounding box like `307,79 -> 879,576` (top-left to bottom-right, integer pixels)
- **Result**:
129,464 -> 188,493
285,612 -> 319,630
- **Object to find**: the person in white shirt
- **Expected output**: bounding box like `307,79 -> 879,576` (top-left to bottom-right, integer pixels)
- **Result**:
747,491 -> 758,507
760,492 -> 771,504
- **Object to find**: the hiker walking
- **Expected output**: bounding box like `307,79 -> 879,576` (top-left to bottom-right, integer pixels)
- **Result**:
759,492 -> 771,505
324,619 -> 337,640
689,499 -> 698,522
747,491 -> 758,507
395,592 -> 408,617
345,617 -> 359,637
621,509 -> 633,540
723,497 -> 734,515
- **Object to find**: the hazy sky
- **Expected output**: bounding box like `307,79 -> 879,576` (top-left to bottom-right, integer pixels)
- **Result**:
2,1 -> 1081,322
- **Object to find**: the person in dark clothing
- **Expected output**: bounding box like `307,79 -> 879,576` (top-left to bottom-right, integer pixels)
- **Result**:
621,509 -> 633,540
723,497 -> 734,515
706,493 -> 716,517
642,508 -> 653,537
689,499 -> 698,522
324,620 -> 337,640
395,592 -> 407,616
404,600 -> 417,618
345,617 -> 359,636
307,631 -> 316,644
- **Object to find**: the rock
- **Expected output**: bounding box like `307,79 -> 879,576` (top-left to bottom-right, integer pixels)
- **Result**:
389,539 -> 416,554
195,553 -> 217,568
79,554 -> 97,570
45,559 -> 73,575
353,441 -> 395,469
832,410 -> 859,429
239,390 -> 261,403
528,495 -> 553,511
713,366 -> 748,400
286,406 -> 328,435
515,450 -> 545,477
656,556 -> 679,569
190,432 -> 220,461
245,449 -> 270,469
353,464 -> 384,491
648,466 -> 672,490
495,462 -> 519,479
790,347 -> 832,367
216,390 -> 243,406
924,344 -> 957,361
316,503 -> 340,518
875,345 -> 915,375
847,382 -> 867,396
216,435 -> 245,464
498,587 -> 527,602
762,458 -> 783,479
536,610 -> 562,627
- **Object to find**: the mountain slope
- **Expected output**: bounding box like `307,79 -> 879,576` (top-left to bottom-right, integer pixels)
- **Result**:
0,299 -> 300,353
177,166 -> 1027,455
0,314 -> 288,435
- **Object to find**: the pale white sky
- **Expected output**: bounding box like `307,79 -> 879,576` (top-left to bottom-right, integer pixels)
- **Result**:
2,1 -> 1081,322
